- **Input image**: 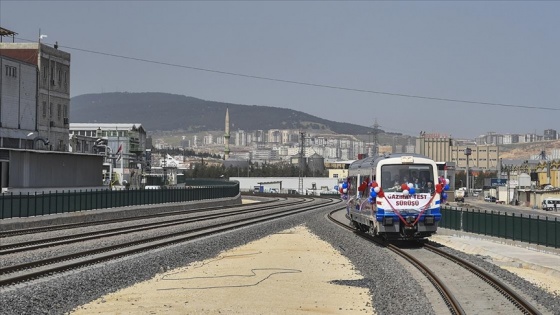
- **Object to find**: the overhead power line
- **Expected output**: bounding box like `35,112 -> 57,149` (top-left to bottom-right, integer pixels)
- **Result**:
15,37 -> 559,112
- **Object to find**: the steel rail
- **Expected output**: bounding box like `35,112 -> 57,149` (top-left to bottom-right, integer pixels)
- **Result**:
327,210 -> 466,315
423,243 -> 541,315
0,198 -> 340,287
0,199 -> 308,254
0,198 -> 285,237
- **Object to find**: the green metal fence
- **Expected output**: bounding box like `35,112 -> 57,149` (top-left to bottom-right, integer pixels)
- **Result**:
1,181 -> 239,219
440,206 -> 559,248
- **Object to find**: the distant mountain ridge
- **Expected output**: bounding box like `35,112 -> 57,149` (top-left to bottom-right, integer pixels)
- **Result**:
70,92 -> 379,134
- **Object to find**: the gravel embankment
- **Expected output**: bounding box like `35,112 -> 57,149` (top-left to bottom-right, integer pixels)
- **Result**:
1,203 -> 558,315
1,203 -> 305,268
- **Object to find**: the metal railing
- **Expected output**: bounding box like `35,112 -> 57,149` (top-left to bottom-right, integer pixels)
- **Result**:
1,180 -> 239,219
440,206 -> 559,248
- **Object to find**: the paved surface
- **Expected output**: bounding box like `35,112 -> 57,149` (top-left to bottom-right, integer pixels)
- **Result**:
447,197 -> 560,220
434,229 -> 560,270
443,197 -> 560,284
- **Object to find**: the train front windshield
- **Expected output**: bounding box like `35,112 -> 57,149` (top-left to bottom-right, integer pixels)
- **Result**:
380,164 -> 434,192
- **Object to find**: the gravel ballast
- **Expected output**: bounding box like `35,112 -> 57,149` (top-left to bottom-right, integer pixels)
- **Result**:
1,203 -> 558,314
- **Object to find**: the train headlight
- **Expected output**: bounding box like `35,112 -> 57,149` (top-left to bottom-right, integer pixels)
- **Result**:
424,215 -> 435,225
382,217 -> 393,226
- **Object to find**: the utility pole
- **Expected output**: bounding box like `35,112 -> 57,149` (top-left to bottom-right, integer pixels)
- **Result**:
298,131 -> 305,195
465,148 -> 472,196
372,119 -> 380,156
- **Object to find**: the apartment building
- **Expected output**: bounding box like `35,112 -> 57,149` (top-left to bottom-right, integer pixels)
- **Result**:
451,144 -> 500,171
1,41 -> 71,151
0,55 -> 37,149
69,123 -> 147,169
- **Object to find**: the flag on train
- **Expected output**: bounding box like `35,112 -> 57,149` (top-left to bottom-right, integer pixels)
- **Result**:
116,144 -> 123,162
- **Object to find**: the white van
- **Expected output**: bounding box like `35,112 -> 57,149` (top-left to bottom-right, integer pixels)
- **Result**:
542,198 -> 560,211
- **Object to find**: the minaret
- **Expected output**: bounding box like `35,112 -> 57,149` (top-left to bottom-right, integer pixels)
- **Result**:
224,107 -> 230,160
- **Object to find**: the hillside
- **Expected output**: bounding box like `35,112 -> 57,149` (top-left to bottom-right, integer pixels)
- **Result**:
499,140 -> 560,160
70,92 -> 383,135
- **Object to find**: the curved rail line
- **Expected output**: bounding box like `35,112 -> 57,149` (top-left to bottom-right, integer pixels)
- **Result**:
423,243 -> 541,315
0,198 -> 341,287
326,209 -> 466,315
328,209 -> 541,315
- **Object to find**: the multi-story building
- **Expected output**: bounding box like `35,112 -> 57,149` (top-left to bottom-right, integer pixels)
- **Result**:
234,130 -> 247,146
544,129 -> 557,141
476,132 -> 503,145
524,133 -> 543,143
1,41 -> 71,151
267,129 -> 281,143
281,130 -> 291,144
451,144 -> 500,171
252,147 -> 275,162
415,133 -> 452,162
503,134 -> 520,145
255,130 -> 266,143
0,55 -> 37,149
69,123 -> 147,170
203,134 -> 214,145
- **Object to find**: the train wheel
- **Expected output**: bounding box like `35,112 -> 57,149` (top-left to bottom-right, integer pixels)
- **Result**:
362,224 -> 370,233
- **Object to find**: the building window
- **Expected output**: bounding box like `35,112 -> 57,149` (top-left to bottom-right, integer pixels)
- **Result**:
42,101 -> 47,117
4,65 -> 17,77
50,62 -> 54,82
57,104 -> 62,120
49,103 -> 53,118
63,104 -> 68,118
43,65 -> 48,84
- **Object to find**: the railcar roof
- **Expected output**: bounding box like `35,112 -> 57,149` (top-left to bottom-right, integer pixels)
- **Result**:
348,153 -> 431,170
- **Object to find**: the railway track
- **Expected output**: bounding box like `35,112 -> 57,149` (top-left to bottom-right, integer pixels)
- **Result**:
327,209 -> 541,315
0,197 -> 341,287
0,198 -> 284,237
0,199 -> 308,254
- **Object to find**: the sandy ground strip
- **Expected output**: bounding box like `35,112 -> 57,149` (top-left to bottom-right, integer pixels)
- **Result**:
71,226 -> 375,315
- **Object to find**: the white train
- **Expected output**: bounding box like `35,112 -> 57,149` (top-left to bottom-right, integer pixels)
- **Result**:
343,154 -> 444,240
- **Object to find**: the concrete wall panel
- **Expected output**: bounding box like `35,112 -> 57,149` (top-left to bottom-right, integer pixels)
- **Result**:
9,151 -> 103,188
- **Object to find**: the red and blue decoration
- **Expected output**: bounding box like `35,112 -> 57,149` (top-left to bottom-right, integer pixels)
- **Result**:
367,181 -> 384,200
340,180 -> 349,200
400,182 -> 417,196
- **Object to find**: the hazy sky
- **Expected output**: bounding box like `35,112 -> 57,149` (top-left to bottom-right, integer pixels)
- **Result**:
2,1 -> 558,138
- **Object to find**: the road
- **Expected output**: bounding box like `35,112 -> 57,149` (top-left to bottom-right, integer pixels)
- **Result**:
449,196 -> 560,219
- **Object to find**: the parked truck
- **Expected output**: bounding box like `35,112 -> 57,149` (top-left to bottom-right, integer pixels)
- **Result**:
455,189 -> 465,202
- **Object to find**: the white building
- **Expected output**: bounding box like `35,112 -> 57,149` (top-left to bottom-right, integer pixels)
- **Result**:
0,56 -> 37,149
1,41 -> 71,151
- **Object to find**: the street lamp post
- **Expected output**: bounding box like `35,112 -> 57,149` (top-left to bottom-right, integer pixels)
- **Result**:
162,158 -> 167,187
464,148 -> 472,196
